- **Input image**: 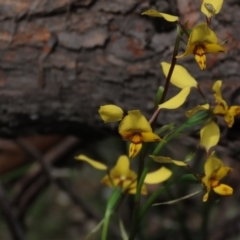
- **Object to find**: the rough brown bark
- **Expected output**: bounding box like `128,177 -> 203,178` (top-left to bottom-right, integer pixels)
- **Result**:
0,0 -> 240,136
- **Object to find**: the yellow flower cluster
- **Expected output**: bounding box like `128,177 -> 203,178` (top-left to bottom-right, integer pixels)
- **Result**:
75,155 -> 172,195
142,0 -> 225,70
76,0 -> 235,203
139,0 -> 235,202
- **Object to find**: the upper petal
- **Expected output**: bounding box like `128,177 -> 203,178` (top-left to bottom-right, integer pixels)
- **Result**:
141,10 -> 179,22
212,80 -> 223,98
200,121 -> 220,151
204,152 -> 223,178
161,62 -> 198,88
190,23 -> 218,44
119,110 -> 152,133
201,0 -> 223,16
98,105 -> 124,122
75,154 -> 108,170
158,87 -> 191,109
213,166 -> 233,181
144,167 -> 172,184
110,155 -> 131,176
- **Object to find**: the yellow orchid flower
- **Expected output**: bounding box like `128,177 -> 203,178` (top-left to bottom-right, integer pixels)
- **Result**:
75,155 -> 172,195
141,10 -> 179,22
202,152 -> 233,202
177,23 -> 226,70
212,80 -> 240,127
201,0 -> 224,17
99,105 -> 124,122
119,110 -> 162,158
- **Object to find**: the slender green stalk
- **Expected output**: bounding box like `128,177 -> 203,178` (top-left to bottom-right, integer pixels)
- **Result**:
101,188 -> 122,240
177,20 -> 190,37
128,145 -> 148,240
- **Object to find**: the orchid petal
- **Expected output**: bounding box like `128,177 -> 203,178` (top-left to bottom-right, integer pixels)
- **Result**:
190,23 -> 218,44
111,155 -> 130,176
204,43 -> 226,53
144,167 -> 172,184
161,62 -> 198,88
213,166 -> 233,181
158,87 -> 191,109
213,183 -> 233,196
129,142 -> 142,158
224,106 -> 240,127
141,132 -> 162,142
99,105 -> 124,122
204,153 -> 222,178
141,10 -> 179,22
75,155 -> 108,170
201,0 -> 223,17
200,121 -> 220,151
119,110 -> 152,133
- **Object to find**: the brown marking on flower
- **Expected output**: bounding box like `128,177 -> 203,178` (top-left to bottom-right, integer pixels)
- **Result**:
131,133 -> 143,144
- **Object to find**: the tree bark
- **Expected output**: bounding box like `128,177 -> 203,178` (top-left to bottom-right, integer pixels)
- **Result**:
0,0 -> 239,137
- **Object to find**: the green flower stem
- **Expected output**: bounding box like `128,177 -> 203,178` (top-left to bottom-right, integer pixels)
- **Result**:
177,20 -> 190,37
101,187 -> 122,240
128,144 -> 148,240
